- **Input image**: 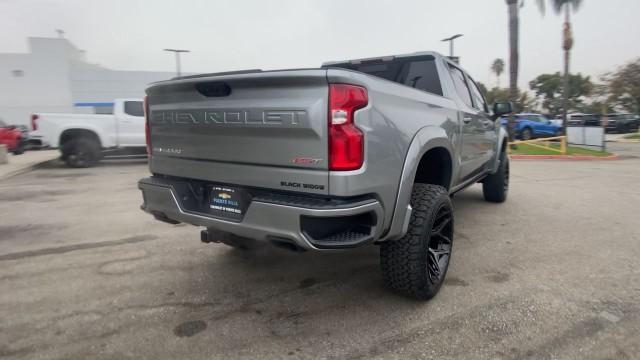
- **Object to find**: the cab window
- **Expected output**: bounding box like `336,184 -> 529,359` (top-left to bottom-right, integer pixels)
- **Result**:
448,65 -> 473,108
124,101 -> 144,117
467,77 -> 489,113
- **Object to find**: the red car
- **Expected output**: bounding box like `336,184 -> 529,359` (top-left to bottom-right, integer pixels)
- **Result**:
0,119 -> 26,155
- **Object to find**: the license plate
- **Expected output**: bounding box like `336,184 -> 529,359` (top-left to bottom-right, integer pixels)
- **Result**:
209,186 -> 247,216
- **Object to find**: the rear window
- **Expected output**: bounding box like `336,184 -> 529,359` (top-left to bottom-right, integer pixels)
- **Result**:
124,101 -> 144,117
325,56 -> 443,96
397,60 -> 443,95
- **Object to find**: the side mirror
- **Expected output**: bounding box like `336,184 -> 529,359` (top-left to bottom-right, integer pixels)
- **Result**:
493,102 -> 513,118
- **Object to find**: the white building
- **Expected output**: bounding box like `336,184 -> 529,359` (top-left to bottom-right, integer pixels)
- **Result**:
0,37 -> 176,127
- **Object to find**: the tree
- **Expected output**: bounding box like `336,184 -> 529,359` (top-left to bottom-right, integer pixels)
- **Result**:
505,0 -> 521,142
478,82 -> 536,113
536,0 -> 584,128
516,91 -> 537,113
579,83 -> 613,114
603,58 -> 640,114
529,72 -> 593,115
491,59 -> 505,88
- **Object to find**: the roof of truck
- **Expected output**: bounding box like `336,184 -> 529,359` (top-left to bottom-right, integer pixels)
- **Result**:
322,51 -> 446,67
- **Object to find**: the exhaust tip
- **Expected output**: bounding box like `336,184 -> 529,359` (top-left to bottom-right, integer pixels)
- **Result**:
200,229 -> 221,244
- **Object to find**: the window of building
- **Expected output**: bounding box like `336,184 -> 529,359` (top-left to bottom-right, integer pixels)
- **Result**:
94,106 -> 114,115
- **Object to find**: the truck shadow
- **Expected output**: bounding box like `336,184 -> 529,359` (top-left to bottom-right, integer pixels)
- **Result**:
157,185 -> 519,359
166,192 -> 495,352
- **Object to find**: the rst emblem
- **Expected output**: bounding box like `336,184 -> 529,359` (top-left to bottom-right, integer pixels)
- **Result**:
292,157 -> 323,165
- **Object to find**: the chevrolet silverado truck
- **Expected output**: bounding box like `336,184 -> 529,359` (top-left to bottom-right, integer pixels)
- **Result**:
138,51 -> 512,300
30,99 -> 147,167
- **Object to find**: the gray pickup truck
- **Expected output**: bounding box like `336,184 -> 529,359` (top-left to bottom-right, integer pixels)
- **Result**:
138,51 -> 511,300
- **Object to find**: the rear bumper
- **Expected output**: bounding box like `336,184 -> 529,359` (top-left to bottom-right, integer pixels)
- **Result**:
138,176 -> 384,251
26,133 -> 49,148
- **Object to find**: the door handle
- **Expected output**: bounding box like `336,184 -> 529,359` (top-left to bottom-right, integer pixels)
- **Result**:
463,117 -> 472,124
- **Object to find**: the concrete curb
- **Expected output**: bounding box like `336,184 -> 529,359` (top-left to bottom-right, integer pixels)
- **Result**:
612,139 -> 640,143
510,154 -> 619,161
0,157 -> 59,181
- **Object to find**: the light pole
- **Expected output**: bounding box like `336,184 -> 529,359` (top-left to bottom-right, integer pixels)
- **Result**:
441,34 -> 463,58
163,49 -> 190,77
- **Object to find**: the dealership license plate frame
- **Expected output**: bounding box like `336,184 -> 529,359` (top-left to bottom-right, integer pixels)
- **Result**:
208,185 -> 250,219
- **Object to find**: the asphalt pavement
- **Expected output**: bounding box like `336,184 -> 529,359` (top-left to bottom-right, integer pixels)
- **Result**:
0,150 -> 58,180
1,145 -> 639,360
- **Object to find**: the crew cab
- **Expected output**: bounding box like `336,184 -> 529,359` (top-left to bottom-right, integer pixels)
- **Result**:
138,51 -> 511,300
30,99 -> 146,167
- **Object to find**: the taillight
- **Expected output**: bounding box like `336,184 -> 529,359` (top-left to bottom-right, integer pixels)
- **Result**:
31,114 -> 39,131
328,84 -> 367,171
143,96 -> 151,156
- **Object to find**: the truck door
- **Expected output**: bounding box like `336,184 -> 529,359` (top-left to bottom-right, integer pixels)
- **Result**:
117,100 -> 145,147
447,64 -> 488,180
466,76 -> 496,165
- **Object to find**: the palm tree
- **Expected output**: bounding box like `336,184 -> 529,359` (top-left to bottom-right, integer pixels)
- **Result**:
505,0 -> 521,142
491,59 -> 505,88
536,0 -> 583,129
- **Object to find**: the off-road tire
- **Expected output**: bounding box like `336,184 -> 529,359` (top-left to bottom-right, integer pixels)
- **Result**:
62,138 -> 101,168
483,150 -> 509,203
12,142 -> 25,155
380,184 -> 454,300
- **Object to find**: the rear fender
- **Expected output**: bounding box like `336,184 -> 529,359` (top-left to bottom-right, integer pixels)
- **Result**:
382,126 -> 454,241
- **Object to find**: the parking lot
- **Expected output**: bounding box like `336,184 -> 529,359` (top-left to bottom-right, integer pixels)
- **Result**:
1,145 -> 640,360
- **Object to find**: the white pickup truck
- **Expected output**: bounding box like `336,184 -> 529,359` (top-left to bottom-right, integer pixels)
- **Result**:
31,98 -> 147,167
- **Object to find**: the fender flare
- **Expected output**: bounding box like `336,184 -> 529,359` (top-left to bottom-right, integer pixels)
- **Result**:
490,126 -> 509,174
382,126 -> 455,241
56,126 -> 106,149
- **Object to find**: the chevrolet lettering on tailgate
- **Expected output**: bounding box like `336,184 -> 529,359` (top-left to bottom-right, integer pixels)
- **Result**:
151,109 -> 307,126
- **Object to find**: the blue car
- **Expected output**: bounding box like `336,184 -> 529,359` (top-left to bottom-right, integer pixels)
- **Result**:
501,113 -> 563,140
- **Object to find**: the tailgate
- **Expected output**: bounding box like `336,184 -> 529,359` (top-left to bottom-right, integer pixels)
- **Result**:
146,69 -> 330,194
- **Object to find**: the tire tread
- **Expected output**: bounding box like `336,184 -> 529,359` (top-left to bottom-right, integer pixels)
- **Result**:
380,184 -> 452,300
482,150 -> 509,203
